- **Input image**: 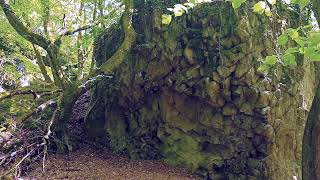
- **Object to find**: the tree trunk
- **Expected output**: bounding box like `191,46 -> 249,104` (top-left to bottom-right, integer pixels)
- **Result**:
86,1 -> 317,179
302,84 -> 320,180
53,83 -> 83,152
302,1 -> 320,180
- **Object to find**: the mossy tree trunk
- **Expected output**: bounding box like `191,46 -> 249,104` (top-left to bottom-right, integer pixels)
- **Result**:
302,85 -> 320,180
302,1 -> 320,179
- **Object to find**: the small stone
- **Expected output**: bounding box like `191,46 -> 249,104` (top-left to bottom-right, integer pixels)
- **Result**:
207,81 -> 221,97
186,65 -> 200,79
217,66 -> 232,78
235,61 -> 250,78
211,113 -> 223,129
240,102 -> 254,115
222,103 -> 238,116
184,47 -> 195,65
212,72 -> 221,82
257,91 -> 271,107
0,132 -> 12,142
258,106 -> 271,116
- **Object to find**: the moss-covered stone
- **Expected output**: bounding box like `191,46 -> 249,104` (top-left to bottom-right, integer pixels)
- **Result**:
85,1 -> 315,179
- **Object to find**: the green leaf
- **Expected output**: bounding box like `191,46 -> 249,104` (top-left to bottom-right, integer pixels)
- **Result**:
162,14 -> 172,25
297,0 -> 310,9
287,29 -> 299,39
264,55 -> 277,65
285,47 -> 299,54
257,63 -> 269,72
232,0 -> 246,9
253,1 -> 266,14
305,47 -> 320,61
293,37 -> 306,47
188,0 -> 197,3
173,7 -> 185,17
264,6 -> 272,17
308,32 -> 320,46
277,34 -> 288,46
304,46 -> 315,56
283,53 -> 297,66
308,52 -> 320,61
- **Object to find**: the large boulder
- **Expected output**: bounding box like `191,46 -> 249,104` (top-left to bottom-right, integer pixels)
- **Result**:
85,1 -> 317,179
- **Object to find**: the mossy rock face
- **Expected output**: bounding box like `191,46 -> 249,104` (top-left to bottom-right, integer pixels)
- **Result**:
85,1 -> 316,180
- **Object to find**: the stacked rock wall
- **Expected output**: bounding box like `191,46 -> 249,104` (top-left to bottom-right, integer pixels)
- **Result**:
86,1 -> 316,179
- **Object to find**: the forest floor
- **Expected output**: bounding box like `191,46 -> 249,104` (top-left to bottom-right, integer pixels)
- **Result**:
21,92 -> 200,180
25,144 -> 199,180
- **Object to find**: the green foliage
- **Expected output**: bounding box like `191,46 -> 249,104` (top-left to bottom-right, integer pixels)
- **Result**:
231,0 -> 246,9
291,0 -> 310,9
283,53 -> 297,66
253,1 -> 272,17
162,14 -> 172,25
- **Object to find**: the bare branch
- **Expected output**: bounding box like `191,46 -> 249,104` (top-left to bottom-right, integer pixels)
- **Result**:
3,149 -> 34,176
42,107 -> 59,172
0,0 -> 51,49
59,22 -> 100,37
18,100 -> 57,124
0,89 -> 62,102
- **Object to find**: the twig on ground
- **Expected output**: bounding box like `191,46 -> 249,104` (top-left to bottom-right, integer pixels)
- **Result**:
42,107 -> 59,172
4,149 -> 34,176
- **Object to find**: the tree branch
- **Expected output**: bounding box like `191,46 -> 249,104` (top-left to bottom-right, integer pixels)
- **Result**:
99,0 -> 137,74
0,89 -> 62,102
18,100 -> 57,124
32,44 -> 53,83
59,22 -> 99,37
0,0 -> 51,49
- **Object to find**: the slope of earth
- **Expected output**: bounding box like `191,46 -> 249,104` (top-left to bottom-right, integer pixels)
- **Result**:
25,145 -> 200,180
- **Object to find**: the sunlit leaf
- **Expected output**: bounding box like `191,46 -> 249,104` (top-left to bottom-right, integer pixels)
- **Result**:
162,14 -> 172,25
278,33 -> 289,46
283,53 -> 297,66
285,47 -> 299,54
232,0 -> 246,9
253,1 -> 266,14
264,6 -> 272,16
297,0 -> 310,9
287,28 -> 299,39
264,55 -> 277,65
257,63 -> 270,72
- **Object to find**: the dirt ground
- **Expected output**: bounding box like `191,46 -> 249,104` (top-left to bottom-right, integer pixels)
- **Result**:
24,145 -> 200,180
2,93 -> 200,180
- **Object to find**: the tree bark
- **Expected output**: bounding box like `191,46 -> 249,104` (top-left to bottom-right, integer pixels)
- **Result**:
32,44 -> 53,83
99,0 -> 137,74
302,2 -> 320,180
